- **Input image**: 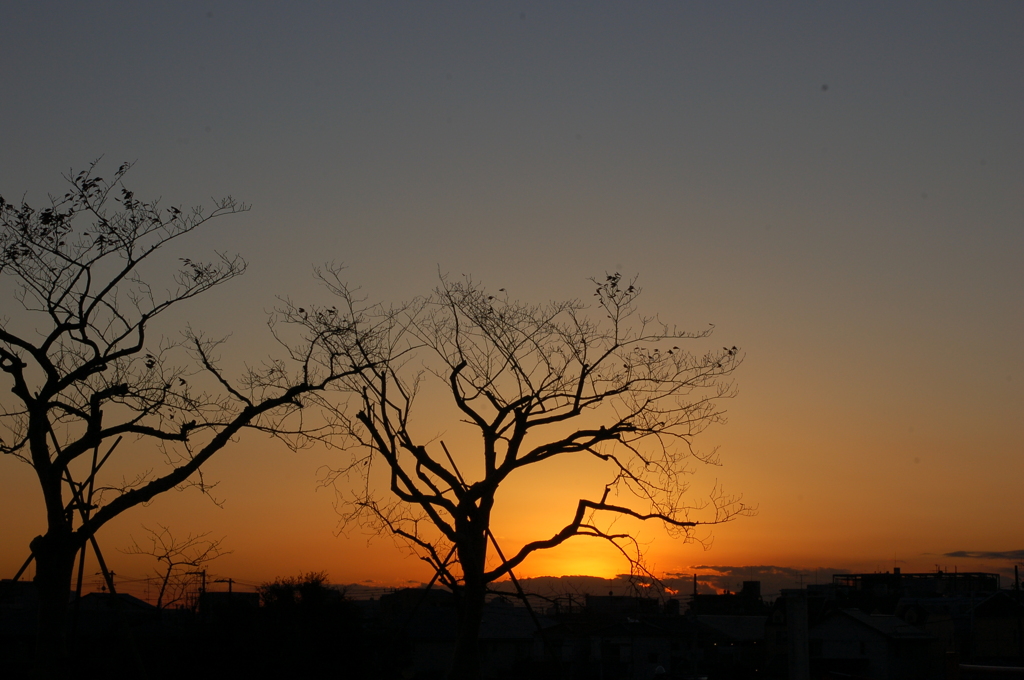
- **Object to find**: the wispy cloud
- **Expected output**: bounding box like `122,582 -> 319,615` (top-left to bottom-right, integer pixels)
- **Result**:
942,550 -> 1024,561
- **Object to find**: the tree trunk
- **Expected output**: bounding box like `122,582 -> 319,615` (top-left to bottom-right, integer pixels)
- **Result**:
449,577 -> 486,680
30,531 -> 77,680
448,533 -> 488,680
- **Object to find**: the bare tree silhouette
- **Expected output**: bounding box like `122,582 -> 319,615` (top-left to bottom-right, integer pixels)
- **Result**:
0,161 -> 388,673
317,270 -> 753,679
123,525 -> 228,609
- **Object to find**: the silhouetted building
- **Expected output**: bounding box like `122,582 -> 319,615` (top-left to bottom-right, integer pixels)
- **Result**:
766,589 -> 942,679
200,590 -> 260,624
585,592 -> 660,616
812,608 -> 940,679
693,614 -> 768,678
689,580 -> 767,616
539,615 -> 693,680
833,569 -> 1000,614
969,590 -> 1024,665
0,579 -> 38,636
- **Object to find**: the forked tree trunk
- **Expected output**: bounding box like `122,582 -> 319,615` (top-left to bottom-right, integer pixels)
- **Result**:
30,530 -> 78,679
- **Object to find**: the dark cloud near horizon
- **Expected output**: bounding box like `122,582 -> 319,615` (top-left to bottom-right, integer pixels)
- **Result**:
339,559 -> 1023,602
683,565 -> 852,576
485,567 -> 854,599
673,565 -> 851,596
943,550 -> 1024,561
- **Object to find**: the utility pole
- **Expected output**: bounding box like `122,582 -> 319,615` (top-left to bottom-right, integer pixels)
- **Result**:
96,571 -> 116,593
1017,565 -> 1022,664
213,577 -> 234,595
186,569 -> 207,614
201,569 -> 207,620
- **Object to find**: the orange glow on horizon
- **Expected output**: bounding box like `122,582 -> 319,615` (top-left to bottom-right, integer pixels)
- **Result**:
507,542 -> 628,581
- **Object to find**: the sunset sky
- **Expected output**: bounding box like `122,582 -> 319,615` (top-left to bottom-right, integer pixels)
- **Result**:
2,2 -> 1022,600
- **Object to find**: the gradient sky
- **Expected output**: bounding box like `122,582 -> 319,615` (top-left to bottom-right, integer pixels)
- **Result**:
2,1 -> 1022,598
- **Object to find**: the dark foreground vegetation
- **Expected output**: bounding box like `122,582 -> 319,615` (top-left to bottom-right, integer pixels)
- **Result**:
4,569 -> 1024,680
2,575 -> 372,680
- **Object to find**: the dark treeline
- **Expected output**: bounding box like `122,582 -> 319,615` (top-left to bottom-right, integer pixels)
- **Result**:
4,568 -> 1024,679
